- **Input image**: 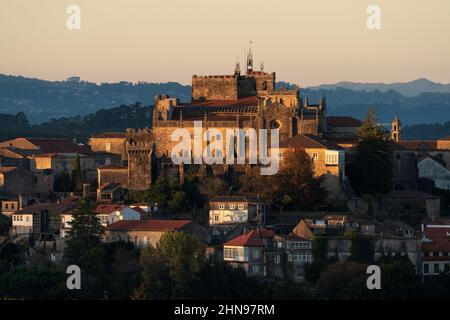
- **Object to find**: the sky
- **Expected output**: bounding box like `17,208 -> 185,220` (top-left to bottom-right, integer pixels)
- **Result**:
1,0 -> 449,86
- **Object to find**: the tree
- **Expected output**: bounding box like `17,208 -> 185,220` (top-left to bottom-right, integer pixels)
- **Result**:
136,232 -> 205,299
348,109 -> 393,195
0,214 -> 11,235
349,234 -> 374,264
71,153 -> 83,192
197,175 -> 230,200
304,236 -> 330,283
239,149 -> 325,212
64,198 -> 105,264
316,261 -> 371,299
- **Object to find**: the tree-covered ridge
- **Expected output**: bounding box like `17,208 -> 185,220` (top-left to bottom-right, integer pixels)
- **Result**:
0,103 -> 152,141
402,121 -> 450,140
1,74 -> 450,125
0,74 -> 191,124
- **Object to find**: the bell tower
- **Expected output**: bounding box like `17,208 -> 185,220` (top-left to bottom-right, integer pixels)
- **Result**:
391,114 -> 402,142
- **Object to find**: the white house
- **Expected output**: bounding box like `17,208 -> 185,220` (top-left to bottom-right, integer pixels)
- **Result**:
209,196 -> 266,226
60,204 -> 142,238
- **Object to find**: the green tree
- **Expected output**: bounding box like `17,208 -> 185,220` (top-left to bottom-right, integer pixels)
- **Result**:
316,261 -> 371,299
348,109 -> 393,195
0,214 -> 11,235
64,198 -> 104,264
71,153 -> 83,192
349,234 -> 374,264
136,231 -> 205,299
304,236 -> 330,283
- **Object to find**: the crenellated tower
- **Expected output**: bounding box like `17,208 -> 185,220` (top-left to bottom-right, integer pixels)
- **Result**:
126,128 -> 154,191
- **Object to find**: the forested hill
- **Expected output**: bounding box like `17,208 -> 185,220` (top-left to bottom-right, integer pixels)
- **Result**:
1,102 -> 449,141
0,103 -> 152,142
0,74 -> 450,126
0,74 -> 190,124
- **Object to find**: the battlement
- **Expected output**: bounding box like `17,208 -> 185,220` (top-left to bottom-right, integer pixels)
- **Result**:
192,75 -> 237,79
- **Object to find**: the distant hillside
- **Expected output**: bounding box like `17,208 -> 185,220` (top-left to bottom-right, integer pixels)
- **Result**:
309,78 -> 450,97
0,74 -> 190,124
1,102 -> 450,141
0,103 -> 152,142
0,74 -> 450,126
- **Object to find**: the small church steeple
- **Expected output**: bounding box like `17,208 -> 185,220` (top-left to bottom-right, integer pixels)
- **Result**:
391,114 -> 402,142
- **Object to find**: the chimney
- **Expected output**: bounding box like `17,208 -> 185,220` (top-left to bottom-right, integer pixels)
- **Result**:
83,183 -> 91,198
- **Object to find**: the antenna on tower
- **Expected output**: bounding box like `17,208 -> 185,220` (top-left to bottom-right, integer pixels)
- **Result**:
234,56 -> 241,76
246,40 -> 254,74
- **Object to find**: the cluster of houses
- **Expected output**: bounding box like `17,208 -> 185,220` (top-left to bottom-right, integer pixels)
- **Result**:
2,116 -> 450,281
2,190 -> 449,282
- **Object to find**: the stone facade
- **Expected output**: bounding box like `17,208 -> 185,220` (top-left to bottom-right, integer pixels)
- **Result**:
121,57 -> 359,190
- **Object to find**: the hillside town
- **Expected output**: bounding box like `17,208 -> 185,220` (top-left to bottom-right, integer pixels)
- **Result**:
1,60 -> 450,299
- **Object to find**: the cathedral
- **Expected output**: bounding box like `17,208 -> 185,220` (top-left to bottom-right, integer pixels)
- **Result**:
125,49 -> 360,190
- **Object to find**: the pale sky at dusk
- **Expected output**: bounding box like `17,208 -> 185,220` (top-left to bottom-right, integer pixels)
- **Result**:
1,0 -> 449,86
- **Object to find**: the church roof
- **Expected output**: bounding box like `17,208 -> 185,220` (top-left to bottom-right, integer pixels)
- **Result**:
279,134 -> 342,150
327,116 -> 362,127
188,96 -> 260,107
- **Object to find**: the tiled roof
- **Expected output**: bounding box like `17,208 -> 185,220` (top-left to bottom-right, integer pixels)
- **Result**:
327,116 -> 362,127
280,134 -> 341,150
209,195 -> 260,203
224,229 -> 275,247
0,166 -> 18,174
396,140 -> 437,151
27,138 -> 92,154
100,183 -> 122,192
95,204 -> 126,215
34,153 -> 68,159
187,96 -> 260,108
422,225 -> 450,256
16,203 -> 53,214
98,164 -> 127,170
106,220 -> 191,231
92,133 -> 126,139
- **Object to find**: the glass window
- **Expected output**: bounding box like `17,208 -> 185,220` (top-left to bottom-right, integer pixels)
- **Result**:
238,204 -> 244,210
424,264 -> 429,274
275,255 -> 280,264
312,152 -> 319,161
253,249 -> 260,259
219,204 -> 225,210
434,264 -> 440,273
229,204 -> 235,210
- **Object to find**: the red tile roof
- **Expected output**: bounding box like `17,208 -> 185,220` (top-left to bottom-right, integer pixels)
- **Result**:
188,96 -> 260,107
95,204 -> 126,215
224,229 -> 275,247
0,166 -> 18,174
28,138 -> 92,154
423,225 -> 450,258
98,164 -> 127,170
396,140 -> 437,151
280,134 -> 341,150
327,116 -> 362,127
106,220 -> 191,231
92,133 -> 126,139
